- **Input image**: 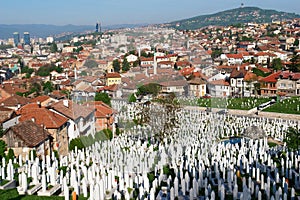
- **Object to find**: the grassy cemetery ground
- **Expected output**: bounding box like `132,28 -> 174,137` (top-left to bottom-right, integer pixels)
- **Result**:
0,188 -> 88,200
264,97 -> 300,115
195,97 -> 271,110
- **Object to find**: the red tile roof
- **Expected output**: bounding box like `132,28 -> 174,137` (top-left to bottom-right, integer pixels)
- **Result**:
4,120 -> 50,148
260,71 -> 282,83
49,100 -> 95,120
29,95 -> 51,104
0,83 -> 27,95
209,79 -> 230,86
84,101 -> 114,118
105,72 -> 121,78
17,103 -> 68,128
0,95 -> 29,107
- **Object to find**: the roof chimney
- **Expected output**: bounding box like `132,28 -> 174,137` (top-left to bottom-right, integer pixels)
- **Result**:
237,66 -> 240,71
245,65 -> 249,71
37,101 -> 41,108
63,99 -> 69,108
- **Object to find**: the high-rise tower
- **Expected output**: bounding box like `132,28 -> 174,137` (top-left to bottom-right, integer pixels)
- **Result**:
95,21 -> 101,33
23,32 -> 30,45
13,32 -> 20,47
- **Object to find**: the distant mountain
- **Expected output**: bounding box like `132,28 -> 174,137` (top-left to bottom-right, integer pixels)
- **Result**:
0,23 -> 147,40
164,7 -> 300,30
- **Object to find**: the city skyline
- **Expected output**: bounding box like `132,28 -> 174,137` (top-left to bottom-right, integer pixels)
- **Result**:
1,0 -> 300,26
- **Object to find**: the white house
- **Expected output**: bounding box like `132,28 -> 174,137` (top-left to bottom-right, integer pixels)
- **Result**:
126,54 -> 138,63
208,79 -> 230,97
49,99 -> 96,141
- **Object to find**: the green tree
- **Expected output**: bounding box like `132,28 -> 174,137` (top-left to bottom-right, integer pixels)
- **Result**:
284,127 -> 300,151
293,39 -> 299,47
50,43 -> 58,53
288,54 -> 300,72
69,138 -> 84,151
137,83 -> 161,96
30,82 -> 42,96
211,48 -> 223,59
128,93 -> 137,103
271,58 -> 283,71
42,81 -> 54,94
0,140 -> 6,160
95,92 -> 111,106
113,59 -> 121,73
6,148 -> 14,162
122,58 -> 130,72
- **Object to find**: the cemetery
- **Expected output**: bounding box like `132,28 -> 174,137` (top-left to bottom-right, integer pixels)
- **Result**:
264,97 -> 300,115
0,98 -> 299,200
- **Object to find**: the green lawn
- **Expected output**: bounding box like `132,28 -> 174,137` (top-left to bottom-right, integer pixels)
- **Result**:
196,97 -> 271,110
0,188 -> 88,200
264,97 -> 300,115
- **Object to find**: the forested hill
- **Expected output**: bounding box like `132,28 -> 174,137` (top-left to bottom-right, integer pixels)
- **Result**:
163,7 -> 300,30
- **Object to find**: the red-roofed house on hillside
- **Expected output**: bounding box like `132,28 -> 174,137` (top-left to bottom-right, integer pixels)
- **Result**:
84,101 -> 115,132
208,79 -> 230,97
0,83 -> 28,101
1,120 -> 51,157
260,71 -> 282,96
160,79 -> 189,97
221,54 -> 244,65
230,65 -> 252,97
17,103 -> 69,155
277,71 -> 300,96
48,99 -> 95,140
105,72 -> 122,86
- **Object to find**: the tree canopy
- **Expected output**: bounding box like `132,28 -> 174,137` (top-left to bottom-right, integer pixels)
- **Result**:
95,92 -> 111,106
284,127 -> 300,151
113,59 -> 121,73
137,83 -> 162,96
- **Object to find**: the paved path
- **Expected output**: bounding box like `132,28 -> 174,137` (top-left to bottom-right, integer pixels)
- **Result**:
184,106 -> 300,121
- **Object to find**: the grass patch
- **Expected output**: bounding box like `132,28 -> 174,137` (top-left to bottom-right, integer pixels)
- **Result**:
264,97 -> 300,114
0,188 -> 89,200
0,180 -> 9,186
195,97 -> 271,110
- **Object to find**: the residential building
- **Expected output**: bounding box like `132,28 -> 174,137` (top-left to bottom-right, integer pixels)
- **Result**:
276,71 -> 300,96
49,100 -> 95,140
105,72 -> 122,86
85,101 -> 115,132
17,103 -> 69,155
188,77 -> 206,97
160,80 -> 188,97
260,71 -> 282,96
1,120 -> 51,157
208,79 -> 230,97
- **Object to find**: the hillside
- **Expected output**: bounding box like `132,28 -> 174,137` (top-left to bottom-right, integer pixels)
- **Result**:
164,7 -> 300,30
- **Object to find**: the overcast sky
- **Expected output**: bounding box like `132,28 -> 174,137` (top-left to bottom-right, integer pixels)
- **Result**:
1,0 -> 299,26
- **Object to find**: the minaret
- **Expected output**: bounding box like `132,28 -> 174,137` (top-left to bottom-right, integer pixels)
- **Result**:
153,53 -> 157,75
74,65 -> 77,80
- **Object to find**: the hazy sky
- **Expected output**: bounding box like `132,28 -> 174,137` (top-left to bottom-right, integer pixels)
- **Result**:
1,0 -> 299,26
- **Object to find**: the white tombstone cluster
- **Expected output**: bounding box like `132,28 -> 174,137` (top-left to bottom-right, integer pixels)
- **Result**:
0,99 -> 299,200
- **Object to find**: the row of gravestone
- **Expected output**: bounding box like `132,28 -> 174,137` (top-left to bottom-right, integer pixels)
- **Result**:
0,100 -> 299,199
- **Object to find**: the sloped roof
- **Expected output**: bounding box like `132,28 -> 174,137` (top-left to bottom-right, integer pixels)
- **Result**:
0,106 -> 16,123
4,120 -> 50,148
49,100 -> 95,120
0,95 -> 29,107
18,103 -> 68,129
0,83 -> 27,95
29,95 -> 51,104
84,101 -> 114,118
209,79 -> 230,86
260,71 -> 282,83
